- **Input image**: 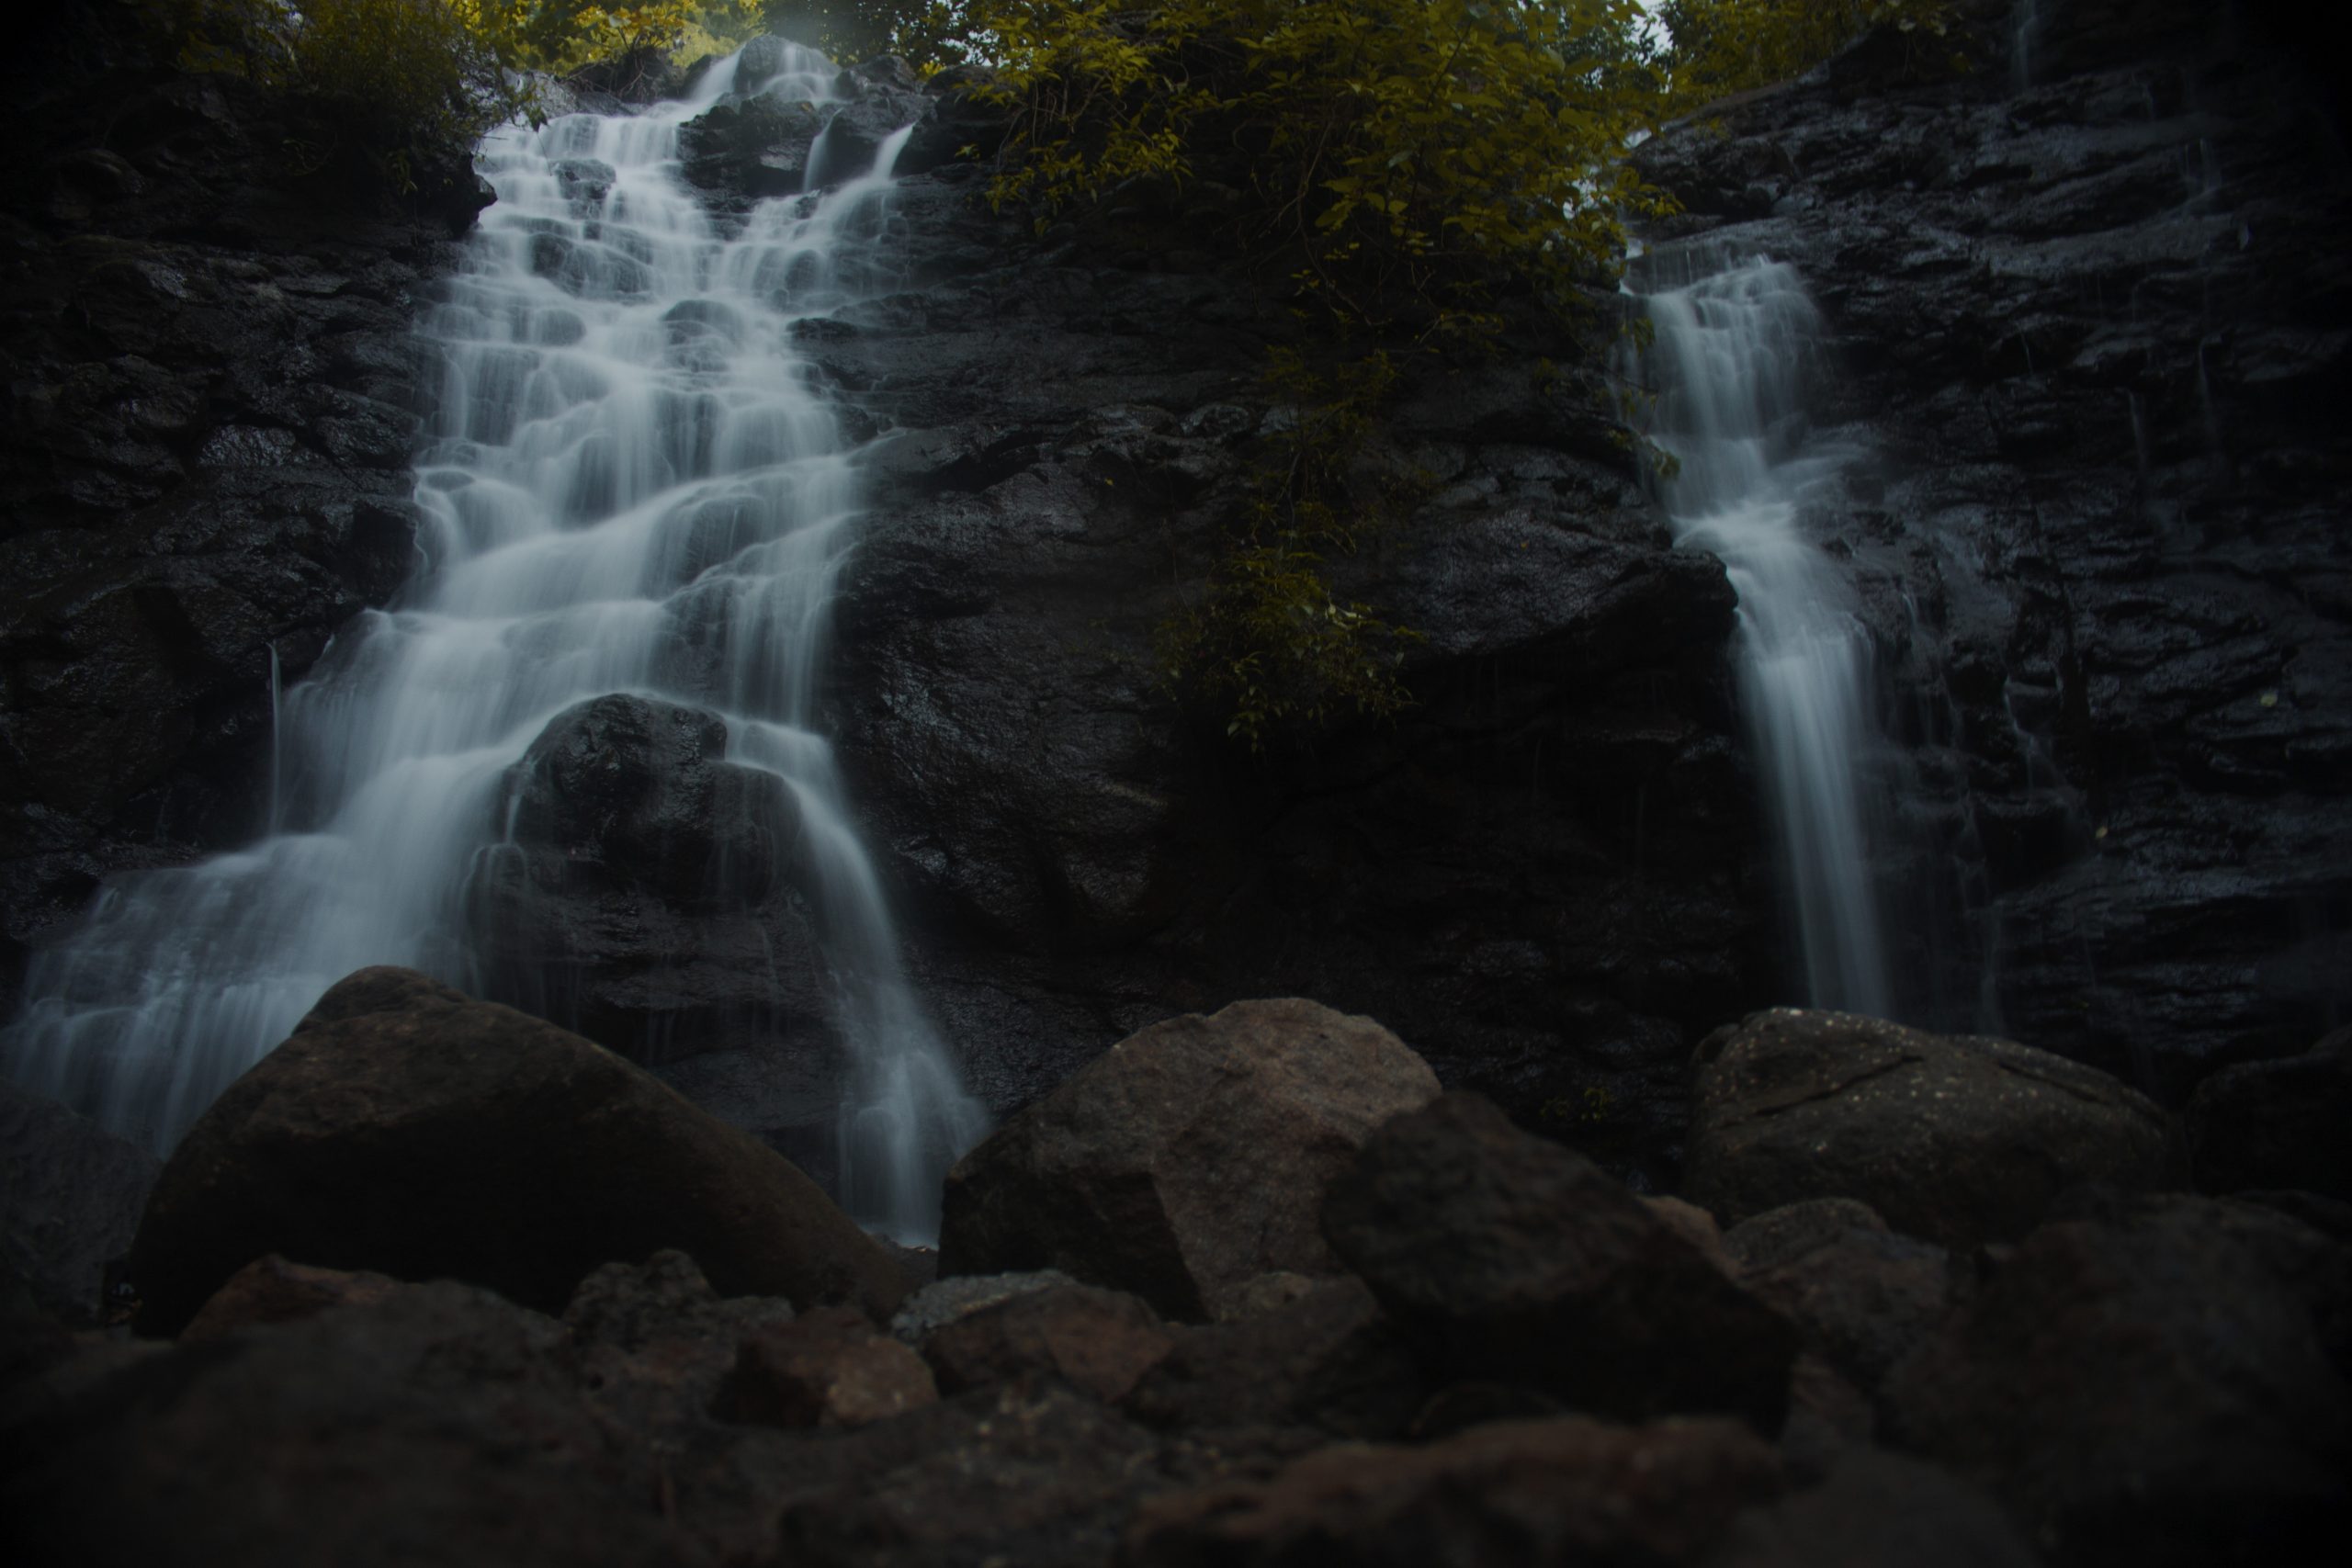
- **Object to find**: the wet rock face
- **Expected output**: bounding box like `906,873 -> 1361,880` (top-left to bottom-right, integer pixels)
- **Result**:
0,63 -> 469,1008
465,694 -> 844,1145
1633,0 -> 2352,1099
793,91 -> 1762,1187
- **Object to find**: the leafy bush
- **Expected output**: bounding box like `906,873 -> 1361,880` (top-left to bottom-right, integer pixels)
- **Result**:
163,0 -> 528,189
967,0 -> 1670,333
1159,349 -> 1426,750
1657,0 -> 1963,106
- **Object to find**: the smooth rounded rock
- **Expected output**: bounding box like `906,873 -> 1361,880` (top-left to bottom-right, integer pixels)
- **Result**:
129,967 -> 909,1333
1688,1010 -> 2187,1251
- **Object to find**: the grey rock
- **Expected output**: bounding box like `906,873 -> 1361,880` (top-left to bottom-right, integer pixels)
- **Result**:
0,1079 -> 159,1322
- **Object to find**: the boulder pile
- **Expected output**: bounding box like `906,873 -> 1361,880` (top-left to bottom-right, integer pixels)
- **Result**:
4,976 -> 2345,1565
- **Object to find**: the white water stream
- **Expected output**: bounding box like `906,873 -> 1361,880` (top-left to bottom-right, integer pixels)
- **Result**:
1635,254 -> 1894,1017
2,44 -> 985,1242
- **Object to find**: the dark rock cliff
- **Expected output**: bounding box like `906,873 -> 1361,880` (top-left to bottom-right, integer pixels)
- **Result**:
1631,0 -> 2352,1100
811,135 -> 1761,1188
0,12 -> 479,1010
5,1 -> 2346,1192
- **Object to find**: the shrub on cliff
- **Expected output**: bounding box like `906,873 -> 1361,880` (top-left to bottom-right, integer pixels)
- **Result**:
161,0 -> 529,191
1657,0 -> 1963,105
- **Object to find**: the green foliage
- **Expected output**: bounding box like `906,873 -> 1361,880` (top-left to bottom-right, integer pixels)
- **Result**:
1657,0 -> 1963,107
1159,348 -> 1427,750
757,0 -> 933,62
162,0 -> 532,189
966,0 -> 1672,330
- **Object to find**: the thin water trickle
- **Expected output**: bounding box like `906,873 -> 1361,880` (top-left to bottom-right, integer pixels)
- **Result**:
1632,254 -> 1894,1018
0,43 -> 986,1243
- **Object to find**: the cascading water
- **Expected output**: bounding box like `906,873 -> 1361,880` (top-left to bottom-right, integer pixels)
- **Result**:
0,44 -> 986,1242
1633,254 -> 1894,1017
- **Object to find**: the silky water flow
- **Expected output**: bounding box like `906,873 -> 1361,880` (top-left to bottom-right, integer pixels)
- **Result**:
1632,253 -> 1895,1017
1,44 -> 987,1243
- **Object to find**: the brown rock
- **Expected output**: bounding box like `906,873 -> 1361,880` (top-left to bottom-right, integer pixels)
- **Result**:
563,1249 -> 796,1437
3,1280 -> 697,1568
129,967 -> 910,1333
1125,1415 -> 1783,1567
723,1304 -> 937,1427
1322,1094 -> 1800,1430
1724,1199 -> 1954,1391
1123,1276 -> 1426,1440
939,998 -> 1441,1320
923,1282 -> 1175,1404
1648,1195 -> 1738,1276
1705,1449 -> 2044,1568
1879,1190 -> 2351,1567
180,1254 -> 406,1341
2185,1025 -> 2352,1201
1688,1010 -> 2187,1252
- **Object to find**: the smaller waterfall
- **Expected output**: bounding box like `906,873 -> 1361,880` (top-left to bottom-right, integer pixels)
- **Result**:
2013,0 -> 2046,92
1634,254 -> 1894,1017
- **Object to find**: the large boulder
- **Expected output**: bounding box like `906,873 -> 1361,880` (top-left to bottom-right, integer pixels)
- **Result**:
2,1280 -> 698,1568
921,1281 -> 1175,1404
2185,1026 -> 2352,1200
128,966 -> 909,1333
938,998 -> 1441,1320
466,694 -> 834,1093
1705,1450 -> 2044,1568
1687,1010 -> 2187,1251
1879,1190 -> 2352,1567
1125,1415 -> 1784,1568
721,1304 -> 938,1428
0,1079 -> 158,1322
1722,1200 -> 1954,1393
1321,1093 -> 1800,1431
1121,1274 -> 1426,1441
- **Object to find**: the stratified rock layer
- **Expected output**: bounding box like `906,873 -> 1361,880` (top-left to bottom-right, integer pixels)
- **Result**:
1632,0 -> 2352,1095
0,34 -> 476,1001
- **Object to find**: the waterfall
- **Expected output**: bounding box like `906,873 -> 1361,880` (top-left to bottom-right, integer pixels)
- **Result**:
0,44 -> 986,1243
1633,254 -> 1894,1018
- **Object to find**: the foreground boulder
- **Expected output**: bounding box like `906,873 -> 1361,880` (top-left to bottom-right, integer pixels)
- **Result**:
922,1281 -> 1175,1404
4,1281 -> 696,1568
1706,1450 -> 2042,1568
1879,1191 -> 2351,1567
129,967 -> 909,1332
1121,1275 -> 1425,1441
0,1079 -> 158,1322
1125,1415 -> 1783,1567
1687,1010 -> 2186,1250
2185,1026 -> 2351,1201
1722,1200 -> 1953,1393
938,999 -> 1441,1320
722,1305 -> 938,1428
1322,1094 -> 1799,1430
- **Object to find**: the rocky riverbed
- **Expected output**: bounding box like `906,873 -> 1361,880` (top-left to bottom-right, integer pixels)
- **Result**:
5,972 -> 2346,1566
